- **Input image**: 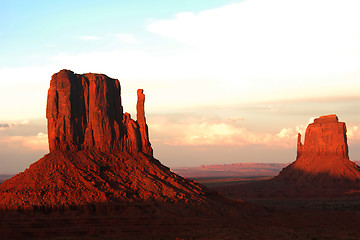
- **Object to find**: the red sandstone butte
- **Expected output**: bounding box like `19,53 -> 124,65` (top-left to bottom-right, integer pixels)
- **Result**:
276,114 -> 360,183
46,70 -> 152,155
214,115 -> 360,200
0,69 -> 211,209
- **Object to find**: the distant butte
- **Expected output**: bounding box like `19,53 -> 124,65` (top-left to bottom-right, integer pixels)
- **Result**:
0,69 -> 213,209
276,114 -> 360,184
216,114 -> 360,199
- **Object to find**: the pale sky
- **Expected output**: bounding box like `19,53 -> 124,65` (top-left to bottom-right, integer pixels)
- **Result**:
1,0 -> 360,173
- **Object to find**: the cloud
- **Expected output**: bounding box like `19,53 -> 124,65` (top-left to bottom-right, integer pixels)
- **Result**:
0,66 -> 57,120
149,114 -> 360,152
0,132 -> 48,173
0,120 -> 31,131
277,128 -> 295,139
77,35 -> 100,41
45,43 -> 56,48
227,117 -> 244,123
148,0 -> 360,57
113,33 -> 139,44
149,114 -> 299,148
78,34 -> 139,43
0,133 -> 48,151
147,0 -> 360,100
0,123 -> 10,129
22,132 -> 48,150
347,125 -> 360,141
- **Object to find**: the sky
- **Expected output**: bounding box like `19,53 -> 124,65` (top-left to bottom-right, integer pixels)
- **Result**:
1,0 -> 360,173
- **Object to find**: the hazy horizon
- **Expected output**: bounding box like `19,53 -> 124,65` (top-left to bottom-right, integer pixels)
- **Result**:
1,0 -> 360,173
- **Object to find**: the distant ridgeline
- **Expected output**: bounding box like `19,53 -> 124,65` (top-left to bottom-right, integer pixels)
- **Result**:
173,163 -> 289,178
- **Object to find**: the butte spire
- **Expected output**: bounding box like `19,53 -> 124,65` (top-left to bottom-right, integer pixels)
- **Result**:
136,89 -> 153,156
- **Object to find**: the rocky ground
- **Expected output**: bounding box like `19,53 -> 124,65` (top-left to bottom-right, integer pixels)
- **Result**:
1,181 -> 360,240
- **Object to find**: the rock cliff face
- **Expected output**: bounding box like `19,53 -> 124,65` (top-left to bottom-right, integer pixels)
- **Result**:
297,114 -> 348,158
0,69 -> 211,209
276,114 -> 360,183
46,70 -> 152,155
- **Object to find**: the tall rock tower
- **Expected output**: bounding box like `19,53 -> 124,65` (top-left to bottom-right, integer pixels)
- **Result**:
46,70 -> 152,155
136,89 -> 153,156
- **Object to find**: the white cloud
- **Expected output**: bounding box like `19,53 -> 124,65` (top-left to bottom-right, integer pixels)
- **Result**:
78,34 -> 138,43
0,66 -> 58,120
147,0 -> 360,100
149,115 -> 298,148
277,128 -> 295,139
0,123 -> 10,130
20,120 -> 30,125
0,133 -> 48,151
347,125 -> 360,140
0,120 -> 31,130
77,35 -> 100,41
150,114 -> 360,149
22,132 -> 48,150
148,0 -> 360,58
113,33 -> 139,44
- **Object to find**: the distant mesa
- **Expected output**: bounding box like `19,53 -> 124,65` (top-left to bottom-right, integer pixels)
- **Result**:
0,69 -> 212,209
275,114 -> 360,184
216,114 -> 360,199
173,163 -> 288,179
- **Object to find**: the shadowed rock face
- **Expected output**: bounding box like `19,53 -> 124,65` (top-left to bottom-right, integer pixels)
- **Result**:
277,114 -> 360,183
47,70 -> 123,152
0,69 -> 211,208
46,70 -> 152,155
